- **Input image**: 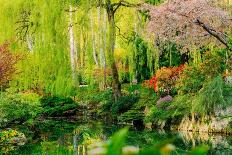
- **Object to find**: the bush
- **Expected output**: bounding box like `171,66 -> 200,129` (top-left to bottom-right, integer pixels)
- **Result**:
148,65 -> 185,96
0,90 -> 41,127
76,87 -> 113,105
176,51 -> 225,94
101,94 -> 140,118
0,43 -> 21,89
40,96 -> 78,117
173,76 -> 232,116
192,76 -> 232,114
0,129 -> 26,154
111,95 -> 140,115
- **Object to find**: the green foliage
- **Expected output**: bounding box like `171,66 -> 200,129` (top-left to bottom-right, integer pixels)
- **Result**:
192,76 -> 232,114
177,51 -> 225,94
145,0 -> 163,5
2,0 -> 75,96
145,103 -> 176,123
111,95 -> 140,115
138,10 -> 151,22
0,129 -> 26,154
0,89 -> 41,127
119,85 -> 158,122
158,41 -> 183,67
173,76 -> 232,115
107,128 -> 129,155
93,128 -> 209,155
132,35 -> 151,82
119,109 -> 144,122
76,87 -> 113,105
187,145 -> 209,155
102,93 -> 140,117
40,96 -> 78,117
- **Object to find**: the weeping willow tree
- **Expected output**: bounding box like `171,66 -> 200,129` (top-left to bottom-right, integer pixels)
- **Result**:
0,0 -> 161,98
0,0 -> 77,96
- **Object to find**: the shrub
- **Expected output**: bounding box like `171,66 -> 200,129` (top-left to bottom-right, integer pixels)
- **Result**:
0,42 -> 21,89
173,76 -> 232,116
176,51 -> 225,94
0,129 -> 26,154
111,95 -> 140,116
40,96 -> 78,117
148,65 -> 185,96
118,109 -> 144,122
0,90 -> 41,127
101,94 -> 140,118
192,76 -> 232,114
76,87 -> 113,105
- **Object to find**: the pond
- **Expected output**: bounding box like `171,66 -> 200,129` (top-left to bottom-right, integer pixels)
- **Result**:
3,120 -> 232,155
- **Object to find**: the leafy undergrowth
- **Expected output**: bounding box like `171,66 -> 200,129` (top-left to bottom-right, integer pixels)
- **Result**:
40,96 -> 78,117
0,129 -> 26,154
0,89 -> 41,128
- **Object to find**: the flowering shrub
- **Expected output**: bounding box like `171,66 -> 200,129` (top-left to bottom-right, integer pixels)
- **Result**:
0,129 -> 26,153
149,76 -> 158,92
148,65 -> 185,95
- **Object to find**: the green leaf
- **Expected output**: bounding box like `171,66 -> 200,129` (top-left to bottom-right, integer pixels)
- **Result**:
106,127 -> 129,155
187,145 -> 209,155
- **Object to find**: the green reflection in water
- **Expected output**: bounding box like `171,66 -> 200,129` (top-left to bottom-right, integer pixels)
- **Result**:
4,120 -> 232,155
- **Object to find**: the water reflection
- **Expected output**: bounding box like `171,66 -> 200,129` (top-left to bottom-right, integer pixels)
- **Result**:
178,131 -> 232,155
5,120 -> 232,155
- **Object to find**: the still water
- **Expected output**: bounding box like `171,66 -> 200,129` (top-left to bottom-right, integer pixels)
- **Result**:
3,120 -> 232,155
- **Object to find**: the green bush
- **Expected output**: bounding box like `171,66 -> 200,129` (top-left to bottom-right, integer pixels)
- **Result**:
101,94 -> 140,118
0,90 -> 41,127
111,95 -> 140,115
192,76 -> 232,114
40,96 -> 78,117
173,76 -> 232,116
177,51 -> 225,94
76,87 -> 113,105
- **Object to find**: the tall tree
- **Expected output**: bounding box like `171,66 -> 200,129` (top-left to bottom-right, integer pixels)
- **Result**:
90,3 -> 100,67
101,0 -> 143,100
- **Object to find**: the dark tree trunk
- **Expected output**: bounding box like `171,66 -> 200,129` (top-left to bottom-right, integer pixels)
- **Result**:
107,7 -> 122,101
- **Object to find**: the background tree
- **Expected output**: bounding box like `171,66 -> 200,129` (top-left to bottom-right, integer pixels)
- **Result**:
145,0 -> 232,51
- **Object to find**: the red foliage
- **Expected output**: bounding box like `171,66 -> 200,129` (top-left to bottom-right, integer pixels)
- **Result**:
148,64 -> 185,92
149,76 -> 158,92
0,42 -> 20,88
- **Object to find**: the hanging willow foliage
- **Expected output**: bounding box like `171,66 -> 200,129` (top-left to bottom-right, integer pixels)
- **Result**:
0,0 -> 75,96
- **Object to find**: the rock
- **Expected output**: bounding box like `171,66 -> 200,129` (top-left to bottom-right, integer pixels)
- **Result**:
156,95 -> 173,108
145,122 -> 152,130
122,146 -> 139,155
88,147 -> 107,155
225,75 -> 232,84
132,79 -> 138,85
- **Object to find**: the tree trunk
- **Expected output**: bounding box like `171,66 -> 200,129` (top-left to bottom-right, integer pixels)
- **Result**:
69,5 -> 77,84
98,4 -> 107,89
103,8 -> 107,89
107,11 -> 121,101
90,7 -> 99,67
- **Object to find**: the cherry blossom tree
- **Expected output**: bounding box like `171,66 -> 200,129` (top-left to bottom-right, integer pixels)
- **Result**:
145,0 -> 232,51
